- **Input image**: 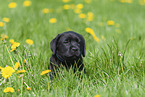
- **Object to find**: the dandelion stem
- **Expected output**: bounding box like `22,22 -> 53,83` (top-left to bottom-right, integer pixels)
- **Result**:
21,77 -> 23,97
47,78 -> 50,92
120,57 -> 125,79
18,51 -> 24,69
5,44 -> 14,67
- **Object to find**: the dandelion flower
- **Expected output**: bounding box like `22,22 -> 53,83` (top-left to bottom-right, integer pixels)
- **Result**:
10,48 -> 16,52
76,4 -> 83,9
63,4 -> 70,10
14,62 -> 20,70
79,13 -> 86,18
8,2 -> 17,8
10,42 -> 20,52
25,39 -> 34,45
16,70 -> 26,74
62,0 -> 70,3
1,66 -> 15,78
49,18 -> 57,23
26,87 -> 31,90
85,0 -> 92,4
11,42 -> 20,49
85,27 -> 99,42
4,87 -> 14,93
42,8 -> 52,14
0,22 -> 4,27
126,0 -> 133,3
9,39 -> 15,44
107,20 -> 115,25
23,0 -> 32,7
41,70 -> 51,75
94,95 -> 101,97
1,34 -> 8,41
74,9 -> 81,14
3,18 -> 10,22
87,12 -> 94,21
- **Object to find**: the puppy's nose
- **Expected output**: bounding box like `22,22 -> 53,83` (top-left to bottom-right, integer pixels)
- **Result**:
72,47 -> 78,52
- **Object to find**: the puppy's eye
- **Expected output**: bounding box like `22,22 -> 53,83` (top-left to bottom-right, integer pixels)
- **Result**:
64,40 -> 69,43
76,39 -> 80,44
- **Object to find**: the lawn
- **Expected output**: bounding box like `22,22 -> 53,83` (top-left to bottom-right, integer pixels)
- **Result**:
0,0 -> 145,97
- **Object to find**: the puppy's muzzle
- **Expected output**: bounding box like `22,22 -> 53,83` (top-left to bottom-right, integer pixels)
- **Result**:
71,47 -> 78,52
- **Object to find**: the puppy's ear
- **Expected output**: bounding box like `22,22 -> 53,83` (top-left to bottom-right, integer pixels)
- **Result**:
50,34 -> 61,55
79,35 -> 86,57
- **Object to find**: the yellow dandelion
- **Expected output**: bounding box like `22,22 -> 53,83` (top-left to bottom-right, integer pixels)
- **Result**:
76,4 -> 83,9
74,8 -> 81,14
139,0 -> 145,5
11,42 -> 20,52
62,0 -> 70,3
94,95 -> 101,97
85,27 -> 94,33
126,0 -> 133,3
87,12 -> 94,21
23,0 -> 32,7
10,48 -> 16,52
42,8 -> 50,14
85,27 -> 100,42
63,4 -> 70,10
9,39 -> 15,44
16,70 -> 26,74
107,20 -> 115,26
14,62 -> 20,70
26,87 -> 31,90
4,87 -> 14,93
49,18 -> 57,23
87,12 -> 94,17
0,22 -> 4,27
25,39 -> 34,45
8,2 -> 17,8
1,66 -> 15,78
85,0 -> 91,4
79,13 -> 86,18
1,34 -> 8,41
41,70 -> 51,75
3,18 -> 10,22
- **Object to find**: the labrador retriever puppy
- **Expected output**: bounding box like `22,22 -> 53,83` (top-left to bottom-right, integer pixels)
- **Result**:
49,31 -> 85,79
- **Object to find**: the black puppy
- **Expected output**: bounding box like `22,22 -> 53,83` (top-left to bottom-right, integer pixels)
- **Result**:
49,31 -> 85,79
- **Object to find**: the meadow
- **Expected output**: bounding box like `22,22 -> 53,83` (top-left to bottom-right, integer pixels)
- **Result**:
0,0 -> 145,97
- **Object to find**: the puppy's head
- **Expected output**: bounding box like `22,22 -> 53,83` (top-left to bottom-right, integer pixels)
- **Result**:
50,31 -> 85,61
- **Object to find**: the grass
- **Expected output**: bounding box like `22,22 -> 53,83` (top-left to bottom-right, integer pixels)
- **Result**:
0,0 -> 145,96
